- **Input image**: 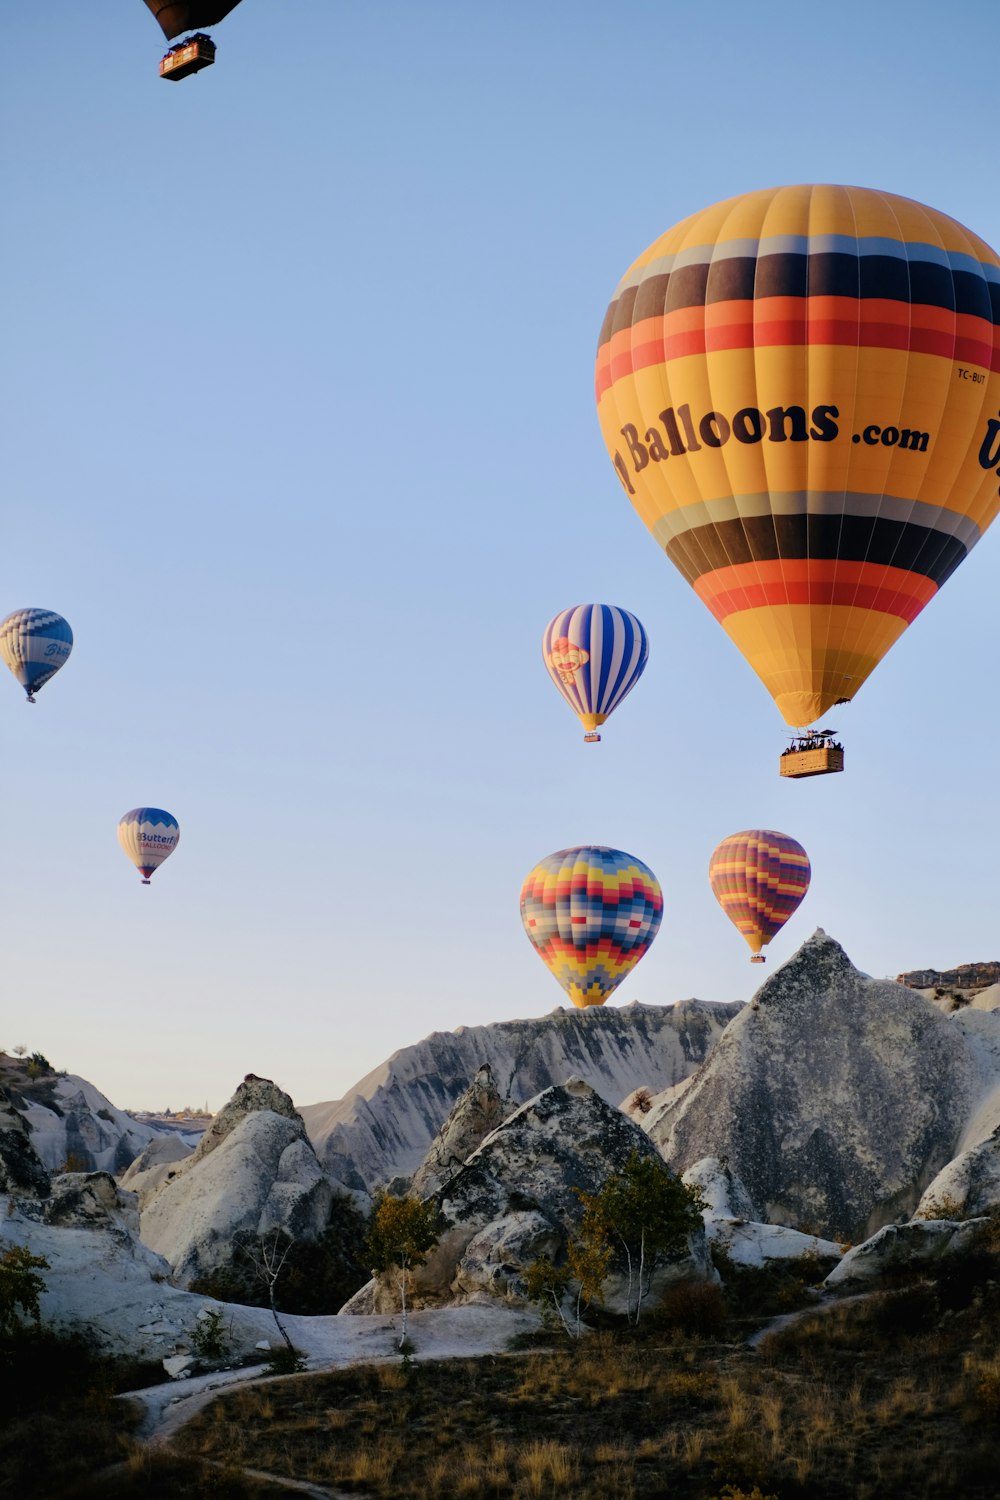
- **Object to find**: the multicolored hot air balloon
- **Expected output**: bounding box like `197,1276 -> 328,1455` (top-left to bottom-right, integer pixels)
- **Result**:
118,808 -> 180,885
520,845 -> 663,1007
596,185 -> 1000,733
0,609 -> 73,703
542,603 -> 649,743
708,829 -> 810,963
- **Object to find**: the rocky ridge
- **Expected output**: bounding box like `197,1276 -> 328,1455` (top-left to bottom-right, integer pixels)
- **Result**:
301,998 -> 741,1192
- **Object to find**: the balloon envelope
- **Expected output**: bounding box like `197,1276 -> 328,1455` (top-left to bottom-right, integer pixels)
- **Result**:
520,845 -> 663,1007
542,603 -> 648,739
0,609 -> 73,701
143,1 -> 243,40
596,185 -> 1000,727
118,808 -> 180,884
708,829 -> 810,960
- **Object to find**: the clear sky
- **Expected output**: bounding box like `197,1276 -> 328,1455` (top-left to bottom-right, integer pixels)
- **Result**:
2,1 -> 997,1115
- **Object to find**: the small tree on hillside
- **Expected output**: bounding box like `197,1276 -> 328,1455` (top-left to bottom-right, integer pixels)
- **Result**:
367,1194 -> 441,1350
241,1230 -> 304,1371
0,1247 -> 49,1337
576,1151 -> 705,1325
525,1231 -> 612,1338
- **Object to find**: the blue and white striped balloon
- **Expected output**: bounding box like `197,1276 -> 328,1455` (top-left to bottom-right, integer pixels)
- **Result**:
118,808 -> 180,885
0,608 -> 73,702
542,603 -> 649,742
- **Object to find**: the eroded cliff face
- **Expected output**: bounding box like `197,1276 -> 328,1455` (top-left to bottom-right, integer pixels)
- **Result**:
302,999 -> 741,1192
644,931 -> 984,1242
138,1076 -> 343,1287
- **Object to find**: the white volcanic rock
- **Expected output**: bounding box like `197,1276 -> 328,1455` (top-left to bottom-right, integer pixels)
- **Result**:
825,1219 -> 989,1288
705,1220 -> 844,1267
644,931 -> 982,1242
119,1134 -> 194,1208
0,1089 -> 51,1196
41,1171 -> 141,1235
303,999 -> 741,1192
346,1078 -> 712,1315
946,1008 -> 1000,1154
682,1156 -> 757,1221
452,1211 -> 563,1302
15,1074 -> 168,1175
914,1125 -> 1000,1220
682,1157 -> 843,1269
140,1109 -> 336,1286
410,1063 -> 513,1199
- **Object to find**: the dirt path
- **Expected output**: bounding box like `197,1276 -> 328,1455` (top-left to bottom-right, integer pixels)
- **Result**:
746,1290 -> 875,1347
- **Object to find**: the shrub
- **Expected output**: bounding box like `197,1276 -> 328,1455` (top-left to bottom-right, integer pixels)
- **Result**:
654,1278 -> 728,1338
0,1246 -> 48,1336
189,1307 -> 230,1362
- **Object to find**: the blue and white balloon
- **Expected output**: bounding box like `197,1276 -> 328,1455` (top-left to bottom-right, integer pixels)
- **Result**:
542,603 -> 648,742
0,608 -> 73,702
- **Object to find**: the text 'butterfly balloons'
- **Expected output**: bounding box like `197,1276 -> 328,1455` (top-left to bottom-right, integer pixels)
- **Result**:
118,808 -> 180,885
709,829 -> 810,962
0,609 -> 73,703
520,845 -> 663,1007
596,184 -> 1000,732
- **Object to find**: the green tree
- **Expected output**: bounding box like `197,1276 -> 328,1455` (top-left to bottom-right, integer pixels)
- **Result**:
576,1151 -> 705,1325
525,1232 -> 611,1338
0,1246 -> 49,1336
367,1194 -> 441,1349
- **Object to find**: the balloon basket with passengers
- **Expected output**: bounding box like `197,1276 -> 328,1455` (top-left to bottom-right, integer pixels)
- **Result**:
142,2 -> 245,80
779,731 -> 845,779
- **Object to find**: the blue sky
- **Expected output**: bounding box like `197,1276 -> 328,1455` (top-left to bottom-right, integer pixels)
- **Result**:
2,1 -> 997,1113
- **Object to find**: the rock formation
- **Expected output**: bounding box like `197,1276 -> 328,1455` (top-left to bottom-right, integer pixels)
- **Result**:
914,1125 -> 1000,1221
343,1078 -> 712,1316
643,931 -> 987,1242
119,1133 -> 194,1209
0,1087 -> 51,1197
4,1063 -> 172,1175
303,999 -> 741,1192
138,1076 -> 342,1287
409,1063 -> 513,1198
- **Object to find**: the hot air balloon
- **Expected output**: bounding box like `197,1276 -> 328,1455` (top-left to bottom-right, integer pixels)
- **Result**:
520,845 -> 663,1007
143,1 -> 243,79
0,609 -> 73,703
118,808 -> 180,885
708,830 -> 810,963
542,603 -> 649,743
595,185 -> 1000,773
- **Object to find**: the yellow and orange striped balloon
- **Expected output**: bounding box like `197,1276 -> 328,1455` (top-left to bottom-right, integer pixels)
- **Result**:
596,185 -> 1000,727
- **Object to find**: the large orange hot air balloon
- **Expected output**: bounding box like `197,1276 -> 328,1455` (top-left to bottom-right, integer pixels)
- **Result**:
596,185 -> 1000,731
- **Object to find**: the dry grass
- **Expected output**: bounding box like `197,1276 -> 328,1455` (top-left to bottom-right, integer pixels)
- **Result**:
170,1266 -> 1000,1500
